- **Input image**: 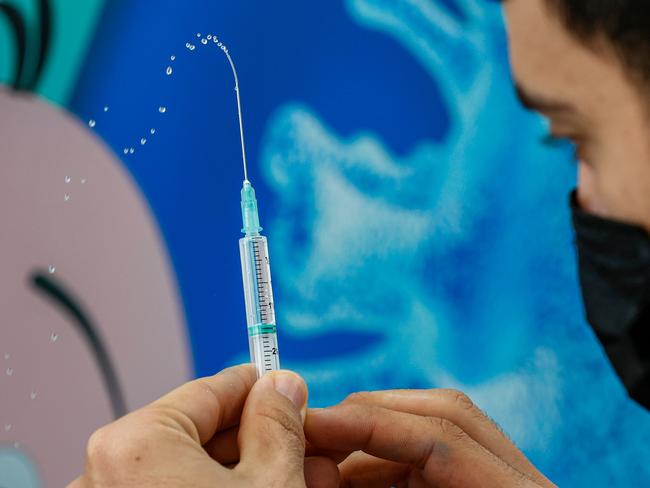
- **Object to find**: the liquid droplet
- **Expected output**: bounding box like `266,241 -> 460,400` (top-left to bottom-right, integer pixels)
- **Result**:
166,66 -> 173,75
150,128 -> 156,135
5,367 -> 13,376
217,42 -> 222,47
140,138 -> 147,145
189,45 -> 195,51
207,34 -> 212,40
170,55 -> 176,61
64,194 -> 71,202
129,148 -> 135,154
123,148 -> 129,155
48,265 -> 56,274
64,176 -> 71,183
4,424 -> 11,432
213,37 -> 219,43
88,119 -> 96,128
185,42 -> 191,48
201,38 -> 208,45
81,178 -> 87,184
104,106 -> 109,112
196,32 -> 201,38
50,332 -> 58,343
30,391 -> 37,400
158,106 -> 167,113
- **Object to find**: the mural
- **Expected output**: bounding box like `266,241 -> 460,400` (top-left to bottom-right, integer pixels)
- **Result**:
1,0 -> 649,486
258,1 -> 650,484
1,1 -> 191,485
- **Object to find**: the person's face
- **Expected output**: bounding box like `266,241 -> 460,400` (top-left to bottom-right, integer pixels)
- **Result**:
504,0 -> 650,232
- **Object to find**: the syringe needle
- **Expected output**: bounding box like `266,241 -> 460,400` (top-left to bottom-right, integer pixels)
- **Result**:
221,48 -> 248,182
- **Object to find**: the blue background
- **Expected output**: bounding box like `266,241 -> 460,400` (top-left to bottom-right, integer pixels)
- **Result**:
70,0 -> 650,485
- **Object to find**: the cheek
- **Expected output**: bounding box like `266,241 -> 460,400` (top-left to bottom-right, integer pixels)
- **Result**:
584,93 -> 650,227
578,150 -> 650,230
576,163 -> 610,215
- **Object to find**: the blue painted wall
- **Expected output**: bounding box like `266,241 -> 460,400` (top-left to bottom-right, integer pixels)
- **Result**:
71,0 -> 650,485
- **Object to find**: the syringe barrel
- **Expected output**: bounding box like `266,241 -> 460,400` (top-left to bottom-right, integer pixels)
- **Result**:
239,234 -> 280,377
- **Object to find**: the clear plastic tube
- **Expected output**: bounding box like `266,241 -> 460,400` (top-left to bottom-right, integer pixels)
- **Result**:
239,234 -> 280,377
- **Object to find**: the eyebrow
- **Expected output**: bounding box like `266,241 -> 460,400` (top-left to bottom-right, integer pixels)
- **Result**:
515,82 -> 577,114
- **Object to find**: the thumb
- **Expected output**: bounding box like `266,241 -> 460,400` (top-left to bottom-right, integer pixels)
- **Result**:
237,370 -> 308,484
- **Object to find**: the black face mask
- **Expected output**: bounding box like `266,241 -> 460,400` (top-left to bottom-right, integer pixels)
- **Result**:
571,190 -> 650,409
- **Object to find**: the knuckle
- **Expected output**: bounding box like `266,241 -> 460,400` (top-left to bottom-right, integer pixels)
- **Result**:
440,389 -> 476,412
86,424 -> 126,467
342,391 -> 373,404
85,426 -> 110,461
85,416 -> 152,470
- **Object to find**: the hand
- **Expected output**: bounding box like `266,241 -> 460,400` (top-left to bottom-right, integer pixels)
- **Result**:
305,388 -> 557,487
68,364 -> 339,488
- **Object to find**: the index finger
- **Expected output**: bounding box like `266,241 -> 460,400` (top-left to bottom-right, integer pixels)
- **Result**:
149,364 -> 256,445
306,404 -> 550,488
335,389 -> 544,481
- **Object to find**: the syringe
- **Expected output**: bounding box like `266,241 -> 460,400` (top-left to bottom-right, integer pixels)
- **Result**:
240,182 -> 280,377
218,37 -> 280,377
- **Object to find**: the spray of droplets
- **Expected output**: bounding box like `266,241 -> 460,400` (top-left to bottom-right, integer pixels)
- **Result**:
82,32 -> 234,159
61,174 -> 89,202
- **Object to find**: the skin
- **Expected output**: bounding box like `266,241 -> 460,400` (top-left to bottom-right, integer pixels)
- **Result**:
68,365 -> 340,488
504,0 -> 650,230
71,0 -> 650,486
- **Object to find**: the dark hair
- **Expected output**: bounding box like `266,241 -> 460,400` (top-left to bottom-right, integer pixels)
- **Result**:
509,1 -> 650,84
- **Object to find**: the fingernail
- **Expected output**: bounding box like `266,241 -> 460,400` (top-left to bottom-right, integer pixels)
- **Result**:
273,372 -> 307,418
